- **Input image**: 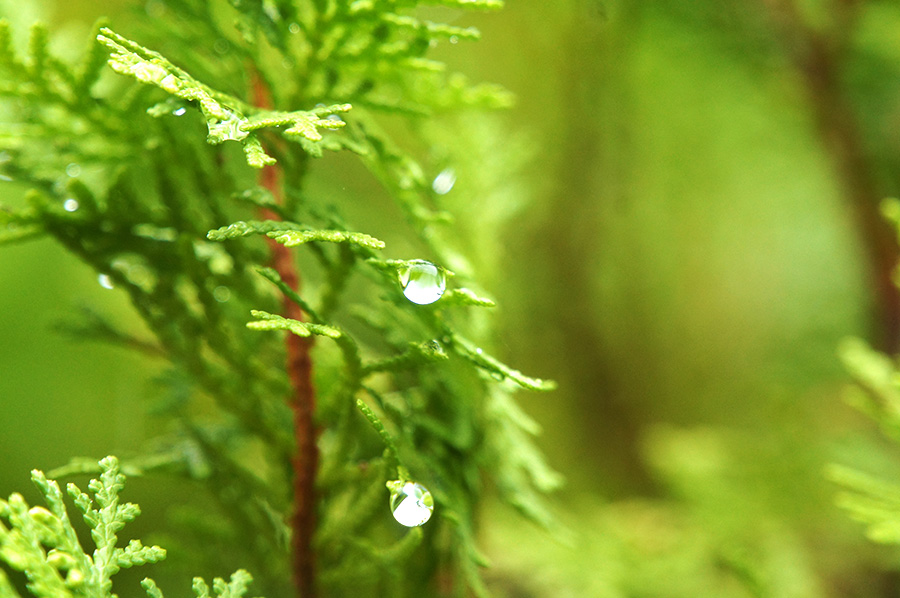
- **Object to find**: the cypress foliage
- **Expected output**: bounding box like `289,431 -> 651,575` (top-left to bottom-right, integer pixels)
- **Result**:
0,2 -> 559,596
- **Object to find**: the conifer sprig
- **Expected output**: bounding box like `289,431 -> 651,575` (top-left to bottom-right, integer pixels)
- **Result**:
0,1 -> 560,595
0,457 -> 261,598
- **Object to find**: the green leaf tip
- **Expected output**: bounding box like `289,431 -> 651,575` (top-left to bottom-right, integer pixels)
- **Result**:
267,229 -> 385,250
247,310 -> 341,339
441,288 -> 496,307
208,221 -> 384,250
454,336 -> 557,392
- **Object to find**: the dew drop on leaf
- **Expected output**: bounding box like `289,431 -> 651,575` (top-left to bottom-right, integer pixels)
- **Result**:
389,481 -> 434,527
432,168 -> 456,195
63,199 -> 79,212
398,260 -> 446,305
98,273 -> 114,290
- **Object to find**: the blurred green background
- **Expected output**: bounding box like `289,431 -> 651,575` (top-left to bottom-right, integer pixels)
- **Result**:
4,0 -> 900,595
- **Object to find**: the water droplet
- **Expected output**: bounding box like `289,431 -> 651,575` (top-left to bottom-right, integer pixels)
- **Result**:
63,199 -> 79,212
173,107 -> 187,116
213,286 -> 231,302
289,22 -> 301,34
65,163 -> 81,178
98,274 -> 114,290
475,347 -> 483,355
212,112 -> 247,141
214,39 -> 230,55
432,168 -> 456,195
449,35 -> 459,44
327,114 -> 343,123
389,481 -> 434,527
398,260 -> 446,305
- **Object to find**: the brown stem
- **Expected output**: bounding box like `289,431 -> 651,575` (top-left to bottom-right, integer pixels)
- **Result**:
762,0 -> 900,351
252,73 -> 318,598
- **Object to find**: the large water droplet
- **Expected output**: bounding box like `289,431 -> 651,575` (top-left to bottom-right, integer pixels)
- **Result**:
63,199 -> 79,212
98,273 -> 114,290
398,260 -> 446,305
389,481 -> 434,527
432,168 -> 456,195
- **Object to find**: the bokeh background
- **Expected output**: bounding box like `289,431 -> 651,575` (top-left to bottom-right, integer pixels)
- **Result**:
4,0 -> 900,595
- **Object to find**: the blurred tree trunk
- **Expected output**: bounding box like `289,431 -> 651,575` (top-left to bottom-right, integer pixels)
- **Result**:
763,0 -> 900,352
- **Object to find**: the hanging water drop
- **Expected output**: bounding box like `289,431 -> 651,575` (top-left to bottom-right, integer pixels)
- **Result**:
63,199 -> 79,212
432,168 -> 456,195
398,260 -> 446,305
173,107 -> 187,116
388,481 -> 434,527
98,274 -> 114,290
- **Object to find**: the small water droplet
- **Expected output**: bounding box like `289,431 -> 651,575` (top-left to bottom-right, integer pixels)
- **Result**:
63,199 -> 79,212
449,35 -> 459,44
475,347 -> 483,355
213,286 -> 231,302
65,163 -> 81,178
326,114 -> 343,123
98,274 -> 114,290
398,260 -> 446,305
214,112 -> 247,141
389,481 -> 434,527
214,39 -> 230,55
173,107 -> 187,116
432,168 -> 456,195
289,22 -> 301,34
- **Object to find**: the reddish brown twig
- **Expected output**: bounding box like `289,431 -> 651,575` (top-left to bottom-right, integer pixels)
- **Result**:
252,72 -> 318,598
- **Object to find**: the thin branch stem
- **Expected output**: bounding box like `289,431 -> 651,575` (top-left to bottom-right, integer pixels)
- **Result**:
252,71 -> 318,598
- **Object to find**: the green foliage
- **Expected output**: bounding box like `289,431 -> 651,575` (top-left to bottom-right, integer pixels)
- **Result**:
832,203 -> 900,546
0,0 -> 557,596
832,335 -> 900,544
0,455 -> 255,598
